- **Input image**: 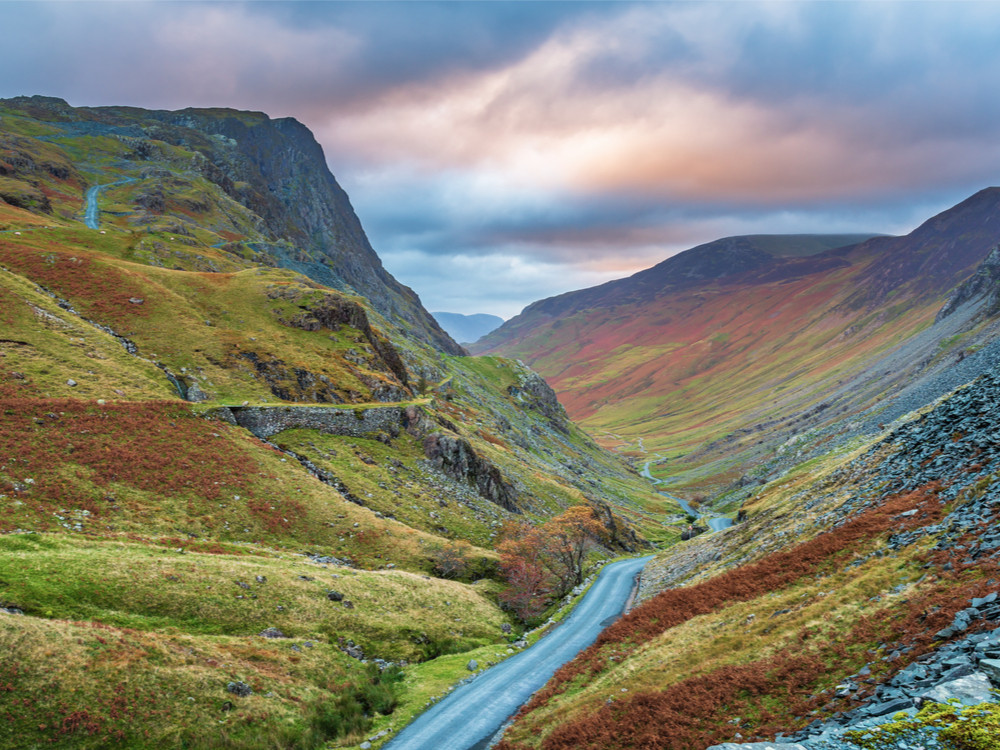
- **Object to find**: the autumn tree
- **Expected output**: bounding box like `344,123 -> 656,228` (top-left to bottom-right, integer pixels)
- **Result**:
497,506 -> 609,621
497,521 -> 553,622
543,505 -> 609,594
429,539 -> 473,579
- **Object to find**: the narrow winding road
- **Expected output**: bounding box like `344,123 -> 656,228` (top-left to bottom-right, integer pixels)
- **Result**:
84,178 -> 135,229
383,556 -> 652,750
83,184 -> 102,229
641,461 -> 733,531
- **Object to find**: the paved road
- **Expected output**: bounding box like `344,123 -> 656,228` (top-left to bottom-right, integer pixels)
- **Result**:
84,178 -> 135,229
383,556 -> 652,750
642,462 -> 733,531
640,460 -> 661,484
83,184 -> 102,228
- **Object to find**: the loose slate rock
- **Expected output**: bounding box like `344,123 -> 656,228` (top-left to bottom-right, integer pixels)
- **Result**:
226,681 -> 252,697
327,590 -> 344,602
978,657 -> 1000,685
919,672 -> 995,707
864,697 -> 914,717
258,627 -> 288,639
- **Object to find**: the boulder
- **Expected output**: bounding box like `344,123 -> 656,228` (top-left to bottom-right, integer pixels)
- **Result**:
919,672 -> 996,707
258,628 -> 287,639
863,697 -> 914,717
978,658 -> 1000,686
226,681 -> 252,697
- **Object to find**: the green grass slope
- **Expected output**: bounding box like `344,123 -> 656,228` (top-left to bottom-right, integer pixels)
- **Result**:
0,103 -> 668,750
478,193 -> 1000,498
497,370 -> 1000,748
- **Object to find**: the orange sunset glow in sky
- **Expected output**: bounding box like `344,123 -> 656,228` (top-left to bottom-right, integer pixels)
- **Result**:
3,1 -> 1000,316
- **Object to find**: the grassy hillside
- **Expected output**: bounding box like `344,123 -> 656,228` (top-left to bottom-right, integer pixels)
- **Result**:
0,102 -> 668,750
478,195 -> 1000,501
497,365 -> 1000,748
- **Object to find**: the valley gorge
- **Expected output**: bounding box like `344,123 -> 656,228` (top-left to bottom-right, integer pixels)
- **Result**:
3,95 -> 1000,750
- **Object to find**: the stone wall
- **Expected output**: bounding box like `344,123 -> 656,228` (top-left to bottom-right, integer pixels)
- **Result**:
208,404 -> 406,440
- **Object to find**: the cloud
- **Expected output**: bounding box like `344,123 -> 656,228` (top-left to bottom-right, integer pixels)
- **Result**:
380,248 -> 624,320
3,1 -> 1000,315
318,2 -> 1000,208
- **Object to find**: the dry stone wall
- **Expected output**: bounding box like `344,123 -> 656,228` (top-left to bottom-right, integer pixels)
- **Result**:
208,404 -> 406,440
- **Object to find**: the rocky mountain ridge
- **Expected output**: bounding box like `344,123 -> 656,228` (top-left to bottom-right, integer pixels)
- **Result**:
0,94 -> 461,354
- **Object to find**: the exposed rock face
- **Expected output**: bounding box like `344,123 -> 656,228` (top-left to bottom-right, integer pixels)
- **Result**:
421,432 -> 521,514
278,290 -> 410,388
230,350 -> 351,403
150,108 -> 464,355
937,244 -> 1000,322
215,401 -> 526,515
508,370 -> 570,433
0,95 -> 464,355
590,500 -> 646,552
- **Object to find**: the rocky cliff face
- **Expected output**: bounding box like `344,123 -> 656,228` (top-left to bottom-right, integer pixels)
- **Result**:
155,109 -> 461,353
937,244 -> 1000,322
0,95 -> 463,355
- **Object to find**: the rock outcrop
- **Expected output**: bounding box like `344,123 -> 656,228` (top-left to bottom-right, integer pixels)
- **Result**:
936,244 -> 1000,322
508,370 -> 570,433
276,289 -> 410,389
421,432 -> 521,514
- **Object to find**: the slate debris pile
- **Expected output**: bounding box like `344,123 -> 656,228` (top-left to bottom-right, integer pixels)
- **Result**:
708,610 -> 1000,749
707,369 -> 1000,750
831,368 -> 1000,523
776,596 -> 1000,747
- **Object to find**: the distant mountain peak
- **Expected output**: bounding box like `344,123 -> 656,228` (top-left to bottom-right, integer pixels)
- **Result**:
432,312 -> 505,344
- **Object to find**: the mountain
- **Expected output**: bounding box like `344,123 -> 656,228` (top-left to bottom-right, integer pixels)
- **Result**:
0,94 -> 462,355
475,200 -> 1000,498
479,200 -> 1000,749
432,311 -> 505,344
7,93 -> 1000,750
0,98 -> 665,750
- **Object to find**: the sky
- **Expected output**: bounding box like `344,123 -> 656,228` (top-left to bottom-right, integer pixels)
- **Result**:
3,1 -> 1000,318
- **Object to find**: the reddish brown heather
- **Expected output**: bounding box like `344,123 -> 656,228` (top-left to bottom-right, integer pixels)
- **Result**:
499,560 -> 1000,750
515,485 -> 943,720
492,486 -> 956,750
0,244 -> 152,326
0,399 -> 258,529
497,490 -> 1000,750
